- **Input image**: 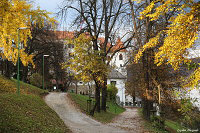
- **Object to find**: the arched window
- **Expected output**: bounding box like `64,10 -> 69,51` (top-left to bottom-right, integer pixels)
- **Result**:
119,54 -> 123,60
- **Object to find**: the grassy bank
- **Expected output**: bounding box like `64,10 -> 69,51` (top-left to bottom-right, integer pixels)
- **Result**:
69,92 -> 125,123
0,75 -> 71,132
0,75 -> 47,95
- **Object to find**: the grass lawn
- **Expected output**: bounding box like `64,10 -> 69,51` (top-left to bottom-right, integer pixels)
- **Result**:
69,92 -> 125,123
0,75 -> 71,132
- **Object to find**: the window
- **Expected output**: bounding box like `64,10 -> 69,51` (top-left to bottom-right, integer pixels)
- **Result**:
119,54 -> 123,60
107,56 -> 111,61
111,81 -> 116,86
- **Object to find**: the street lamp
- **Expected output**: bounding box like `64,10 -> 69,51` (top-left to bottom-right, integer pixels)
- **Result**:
17,27 -> 29,95
43,55 -> 49,90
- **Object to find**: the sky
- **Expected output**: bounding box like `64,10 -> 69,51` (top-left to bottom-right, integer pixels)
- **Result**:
33,0 -> 72,30
33,0 -> 63,16
32,0 -> 200,54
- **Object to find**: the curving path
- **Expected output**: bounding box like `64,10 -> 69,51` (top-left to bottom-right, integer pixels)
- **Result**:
45,92 -> 128,133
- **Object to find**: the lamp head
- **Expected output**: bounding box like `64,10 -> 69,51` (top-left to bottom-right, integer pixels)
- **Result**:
18,27 -> 29,30
43,55 -> 49,57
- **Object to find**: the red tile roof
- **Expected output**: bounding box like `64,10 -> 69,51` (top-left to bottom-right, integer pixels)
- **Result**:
98,37 -> 126,52
54,31 -> 126,52
54,31 -> 74,40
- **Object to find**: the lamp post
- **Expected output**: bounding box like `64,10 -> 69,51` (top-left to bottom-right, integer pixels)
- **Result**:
43,55 -> 49,90
17,27 -> 29,95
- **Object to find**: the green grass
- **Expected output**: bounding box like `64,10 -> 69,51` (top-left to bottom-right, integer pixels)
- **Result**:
137,108 -> 187,133
12,78 -> 48,96
69,93 -> 125,123
0,75 -> 71,132
137,108 -> 166,133
165,120 -> 187,132
0,75 -> 47,95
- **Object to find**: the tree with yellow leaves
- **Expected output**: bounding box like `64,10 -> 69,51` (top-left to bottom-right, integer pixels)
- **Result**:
135,0 -> 199,88
67,34 -> 107,83
0,0 -> 55,66
66,33 -> 107,114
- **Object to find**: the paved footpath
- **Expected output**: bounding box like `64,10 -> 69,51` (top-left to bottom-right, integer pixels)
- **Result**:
45,92 -> 148,133
45,92 -> 128,133
108,107 -> 148,133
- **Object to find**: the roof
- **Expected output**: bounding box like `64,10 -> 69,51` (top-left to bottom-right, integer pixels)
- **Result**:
108,69 -> 126,79
54,31 -> 74,40
53,31 -> 126,52
98,37 -> 126,52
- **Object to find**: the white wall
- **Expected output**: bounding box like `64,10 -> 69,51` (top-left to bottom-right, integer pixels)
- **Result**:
109,52 -> 128,76
107,78 -> 126,105
188,88 -> 200,110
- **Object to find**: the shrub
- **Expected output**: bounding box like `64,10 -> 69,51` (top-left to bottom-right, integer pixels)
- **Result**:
30,73 -> 42,88
178,98 -> 200,130
107,84 -> 118,101
150,116 -> 165,130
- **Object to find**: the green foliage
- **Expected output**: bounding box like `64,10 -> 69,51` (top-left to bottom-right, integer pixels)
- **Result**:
150,116 -> 165,130
165,120 -> 185,131
138,108 -> 186,132
30,73 -> 43,88
107,84 -> 118,101
178,98 -> 194,126
179,98 -> 200,130
69,93 -> 125,123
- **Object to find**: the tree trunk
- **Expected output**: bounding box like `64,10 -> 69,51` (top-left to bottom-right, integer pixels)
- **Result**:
90,102 -> 97,116
101,77 -> 107,111
132,95 -> 136,106
142,51 -> 153,120
96,84 -> 101,112
21,66 -> 28,83
75,81 -> 78,94
4,60 -> 11,78
90,83 -> 101,115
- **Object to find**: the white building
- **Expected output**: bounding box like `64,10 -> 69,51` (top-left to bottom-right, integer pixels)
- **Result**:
107,69 -> 126,105
54,31 -> 133,105
188,88 -> 200,110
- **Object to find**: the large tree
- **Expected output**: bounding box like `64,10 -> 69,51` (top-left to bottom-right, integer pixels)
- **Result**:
127,0 -> 180,119
0,0 -> 55,66
129,0 -> 199,120
60,0 -> 134,112
22,23 -> 66,88
135,0 -> 199,88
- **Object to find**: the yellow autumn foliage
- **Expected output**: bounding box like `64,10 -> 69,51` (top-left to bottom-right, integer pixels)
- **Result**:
64,34 -> 107,83
135,0 -> 199,87
0,0 -> 56,66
